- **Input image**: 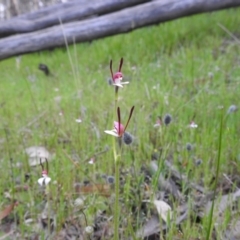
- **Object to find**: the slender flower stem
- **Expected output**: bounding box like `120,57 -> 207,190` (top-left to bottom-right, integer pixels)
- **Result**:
109,59 -> 131,240
113,86 -> 120,240
113,86 -> 121,240
112,86 -> 119,161
114,153 -> 120,240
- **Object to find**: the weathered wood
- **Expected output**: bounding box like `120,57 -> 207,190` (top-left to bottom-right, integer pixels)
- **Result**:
16,0 -> 91,20
0,0 -> 240,60
0,0 -> 150,37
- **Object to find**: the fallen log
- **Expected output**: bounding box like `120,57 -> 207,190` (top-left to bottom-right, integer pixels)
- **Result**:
0,0 -> 240,60
0,0 -> 150,37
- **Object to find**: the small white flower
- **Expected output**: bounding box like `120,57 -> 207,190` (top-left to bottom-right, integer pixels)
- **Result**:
38,171 -> 51,186
189,121 -> 198,128
75,118 -> 82,123
38,176 -> 51,186
85,226 -> 93,234
74,198 -> 84,209
88,158 -> 95,164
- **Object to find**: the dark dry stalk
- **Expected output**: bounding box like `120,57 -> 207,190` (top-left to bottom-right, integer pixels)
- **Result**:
124,106 -> 135,133
118,57 -> 123,72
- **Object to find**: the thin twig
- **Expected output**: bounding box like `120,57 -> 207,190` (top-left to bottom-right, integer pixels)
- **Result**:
0,231 -> 14,240
218,23 -> 240,44
223,173 -> 240,190
18,110 -> 47,133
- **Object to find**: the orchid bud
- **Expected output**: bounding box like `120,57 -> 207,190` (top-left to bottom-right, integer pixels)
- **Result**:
163,114 -> 172,126
186,143 -> 193,151
107,176 -> 115,184
123,132 -> 133,145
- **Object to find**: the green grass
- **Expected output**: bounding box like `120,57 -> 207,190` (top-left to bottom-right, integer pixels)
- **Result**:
0,8 -> 240,239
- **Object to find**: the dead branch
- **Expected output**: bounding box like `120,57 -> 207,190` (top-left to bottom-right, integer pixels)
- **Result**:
0,0 -> 240,60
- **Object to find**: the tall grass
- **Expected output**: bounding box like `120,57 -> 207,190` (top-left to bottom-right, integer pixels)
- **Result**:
0,8 -> 240,238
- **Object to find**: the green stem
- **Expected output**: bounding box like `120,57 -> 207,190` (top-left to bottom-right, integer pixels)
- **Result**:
113,86 -> 120,240
206,113 -> 223,240
114,154 -> 120,240
113,86 -> 118,160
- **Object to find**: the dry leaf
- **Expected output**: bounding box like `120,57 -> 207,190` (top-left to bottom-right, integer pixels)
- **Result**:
0,202 -> 18,221
153,200 -> 172,222
205,189 -> 240,217
136,209 -> 188,238
75,183 -> 112,197
224,218 -> 240,239
150,161 -> 183,200
143,199 -> 172,222
136,214 -> 160,238
25,146 -> 52,166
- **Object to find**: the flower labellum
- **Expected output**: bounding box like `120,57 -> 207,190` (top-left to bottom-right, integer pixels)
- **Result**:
114,121 -> 125,136
38,170 -> 51,186
38,158 -> 51,186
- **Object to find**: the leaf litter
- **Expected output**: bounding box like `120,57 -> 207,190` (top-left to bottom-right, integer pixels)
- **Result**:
1,152 -> 240,240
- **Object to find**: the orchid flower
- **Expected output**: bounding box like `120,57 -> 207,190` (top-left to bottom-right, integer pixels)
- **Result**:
110,58 -> 129,88
38,170 -> 51,186
105,106 -> 134,137
38,158 -> 51,186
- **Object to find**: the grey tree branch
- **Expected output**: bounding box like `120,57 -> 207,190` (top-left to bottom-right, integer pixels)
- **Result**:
0,0 -> 150,37
0,0 -> 239,60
